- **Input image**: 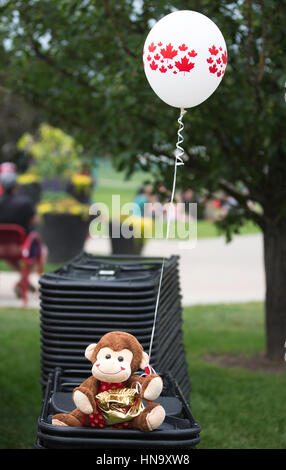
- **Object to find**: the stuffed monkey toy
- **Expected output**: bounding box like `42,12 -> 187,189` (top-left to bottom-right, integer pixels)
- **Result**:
52,331 -> 166,432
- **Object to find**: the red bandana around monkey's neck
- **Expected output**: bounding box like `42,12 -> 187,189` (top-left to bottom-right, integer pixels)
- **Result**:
98,381 -> 126,392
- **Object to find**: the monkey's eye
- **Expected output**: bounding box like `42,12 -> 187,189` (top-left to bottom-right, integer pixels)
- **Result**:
118,356 -> 124,362
105,354 -> 111,359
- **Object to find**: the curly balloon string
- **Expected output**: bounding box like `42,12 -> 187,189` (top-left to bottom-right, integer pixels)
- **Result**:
148,107 -> 187,360
167,107 -> 186,238
176,107 -> 187,166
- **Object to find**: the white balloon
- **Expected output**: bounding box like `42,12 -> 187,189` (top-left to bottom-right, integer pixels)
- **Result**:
143,10 -> 227,109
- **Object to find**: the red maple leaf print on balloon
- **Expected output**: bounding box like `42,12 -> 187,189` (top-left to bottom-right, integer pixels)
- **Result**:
160,43 -> 178,60
222,50 -> 227,65
159,65 -> 167,73
148,42 -> 156,53
154,53 -> 160,60
175,56 -> 195,73
150,60 -> 158,70
209,45 -> 219,55
158,41 -> 162,46
208,46 -> 227,76
179,44 -> 188,51
168,64 -> 173,69
147,55 -> 152,61
209,64 -> 218,74
188,49 -> 197,57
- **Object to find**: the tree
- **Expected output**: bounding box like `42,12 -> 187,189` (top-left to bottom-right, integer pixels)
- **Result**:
18,123 -> 83,179
0,87 -> 42,169
0,0 -> 285,361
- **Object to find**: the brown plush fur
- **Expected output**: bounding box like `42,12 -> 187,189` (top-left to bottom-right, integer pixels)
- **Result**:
53,332 -> 164,432
53,402 -> 162,431
89,331 -> 144,372
128,402 -> 160,432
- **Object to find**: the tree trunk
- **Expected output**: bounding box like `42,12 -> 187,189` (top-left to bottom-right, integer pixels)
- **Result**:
263,221 -> 286,361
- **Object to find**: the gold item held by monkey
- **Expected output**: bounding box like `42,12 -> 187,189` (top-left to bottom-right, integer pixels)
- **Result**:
96,388 -> 145,425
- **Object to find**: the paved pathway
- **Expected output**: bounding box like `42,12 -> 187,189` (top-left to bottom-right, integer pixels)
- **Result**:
0,272 -> 41,309
0,234 -> 265,308
144,234 -> 265,305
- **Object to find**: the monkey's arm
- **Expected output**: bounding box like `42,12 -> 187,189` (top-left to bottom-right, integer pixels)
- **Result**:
72,376 -> 99,414
128,374 -> 163,401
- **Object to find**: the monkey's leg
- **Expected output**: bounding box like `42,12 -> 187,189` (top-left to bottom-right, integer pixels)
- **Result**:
52,408 -> 83,427
128,402 -> 165,432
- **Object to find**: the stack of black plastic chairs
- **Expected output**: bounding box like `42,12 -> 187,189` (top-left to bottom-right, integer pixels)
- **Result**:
35,253 -> 201,449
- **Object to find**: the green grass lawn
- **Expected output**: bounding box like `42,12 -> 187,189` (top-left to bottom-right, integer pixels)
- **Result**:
91,183 -> 260,241
184,303 -> 286,448
91,158 -> 261,240
0,307 -> 41,449
0,302 -> 285,449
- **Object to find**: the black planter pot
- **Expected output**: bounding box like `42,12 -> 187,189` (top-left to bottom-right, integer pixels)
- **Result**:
109,221 -> 144,255
38,213 -> 89,264
19,182 -> 42,205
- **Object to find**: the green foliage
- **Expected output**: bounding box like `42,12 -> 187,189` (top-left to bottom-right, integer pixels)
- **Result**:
17,123 -> 82,179
0,1 -> 285,236
40,190 -> 71,202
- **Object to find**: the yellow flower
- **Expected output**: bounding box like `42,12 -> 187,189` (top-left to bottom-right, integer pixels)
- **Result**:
70,206 -> 82,215
37,197 -> 89,220
17,173 -> 42,184
72,174 -> 92,187
37,202 -> 53,215
120,215 -> 154,238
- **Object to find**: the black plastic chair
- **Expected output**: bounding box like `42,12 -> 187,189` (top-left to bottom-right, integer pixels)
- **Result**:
35,369 -> 201,449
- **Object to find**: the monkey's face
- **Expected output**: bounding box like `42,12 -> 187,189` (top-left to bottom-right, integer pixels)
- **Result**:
91,347 -> 133,383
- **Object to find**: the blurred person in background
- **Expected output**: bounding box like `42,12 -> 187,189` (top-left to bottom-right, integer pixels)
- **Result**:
0,171 -> 46,296
181,188 -> 205,220
181,188 -> 195,216
0,162 -> 17,196
0,171 -> 37,233
133,183 -> 154,217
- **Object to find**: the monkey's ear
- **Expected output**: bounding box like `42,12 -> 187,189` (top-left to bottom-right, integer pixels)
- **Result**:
140,351 -> 150,370
85,343 -> 97,362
